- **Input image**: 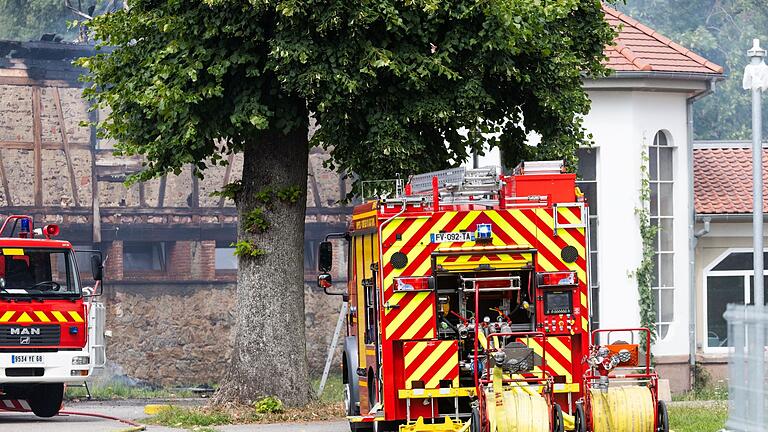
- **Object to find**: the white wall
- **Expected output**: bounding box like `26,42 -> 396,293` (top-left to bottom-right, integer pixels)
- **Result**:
584,90 -> 692,357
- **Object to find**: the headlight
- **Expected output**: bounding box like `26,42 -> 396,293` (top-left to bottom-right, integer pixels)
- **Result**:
72,356 -> 90,365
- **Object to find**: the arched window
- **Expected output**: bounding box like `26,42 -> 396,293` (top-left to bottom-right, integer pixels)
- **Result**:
704,250 -> 768,349
649,131 -> 674,339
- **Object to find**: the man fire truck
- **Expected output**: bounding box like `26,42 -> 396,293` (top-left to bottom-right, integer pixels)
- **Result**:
318,161 -> 592,432
0,215 -> 105,417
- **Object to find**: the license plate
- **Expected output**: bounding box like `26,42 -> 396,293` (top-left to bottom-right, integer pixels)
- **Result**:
430,231 -> 476,243
11,355 -> 43,364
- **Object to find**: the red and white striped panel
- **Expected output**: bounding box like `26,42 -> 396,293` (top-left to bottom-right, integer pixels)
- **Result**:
0,399 -> 30,411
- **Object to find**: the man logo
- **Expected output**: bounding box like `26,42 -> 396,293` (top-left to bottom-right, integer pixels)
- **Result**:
9,327 -> 40,336
19,336 -> 30,345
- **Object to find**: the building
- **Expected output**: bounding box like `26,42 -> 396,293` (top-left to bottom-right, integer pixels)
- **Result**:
0,40 -> 350,385
692,140 -> 768,381
577,6 -> 723,391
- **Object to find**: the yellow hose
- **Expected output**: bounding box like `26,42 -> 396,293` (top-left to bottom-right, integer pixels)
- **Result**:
485,367 -> 550,432
589,386 -> 655,432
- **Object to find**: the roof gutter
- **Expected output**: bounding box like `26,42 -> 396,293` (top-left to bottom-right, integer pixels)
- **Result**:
695,213 -> 768,222
604,71 -> 727,81
687,77 -> 718,388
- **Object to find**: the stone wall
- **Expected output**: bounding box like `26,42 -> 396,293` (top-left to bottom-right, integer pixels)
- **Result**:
105,281 -> 345,386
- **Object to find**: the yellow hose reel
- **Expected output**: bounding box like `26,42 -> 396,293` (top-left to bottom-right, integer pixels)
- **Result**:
587,386 -> 655,432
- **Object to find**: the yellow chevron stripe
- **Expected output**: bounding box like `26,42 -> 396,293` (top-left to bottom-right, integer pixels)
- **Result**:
51,311 -> 67,322
581,292 -> 588,309
400,307 -> 434,340
406,342 -> 453,387
16,312 -> 33,323
405,342 -> 429,367
0,311 -> 14,322
426,358 -> 459,388
34,311 -> 50,322
538,211 -> 586,259
488,210 -> 561,271
69,311 -> 84,323
529,210 -> 587,279
385,292 -> 429,337
582,316 -> 589,332
381,216 -> 406,237
384,213 -> 456,290
548,338 -> 573,382
383,217 -> 429,262
557,207 -> 583,226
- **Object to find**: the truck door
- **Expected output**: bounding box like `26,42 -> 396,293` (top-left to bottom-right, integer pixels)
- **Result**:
354,232 -> 381,412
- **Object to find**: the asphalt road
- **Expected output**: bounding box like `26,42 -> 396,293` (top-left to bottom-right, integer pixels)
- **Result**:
0,400 -> 348,432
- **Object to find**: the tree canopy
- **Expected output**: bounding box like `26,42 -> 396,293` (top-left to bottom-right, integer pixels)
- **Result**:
618,0 -> 768,140
80,0 -> 615,405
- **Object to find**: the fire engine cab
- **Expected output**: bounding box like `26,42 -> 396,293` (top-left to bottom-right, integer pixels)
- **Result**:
319,161 -> 592,432
0,215 -> 105,417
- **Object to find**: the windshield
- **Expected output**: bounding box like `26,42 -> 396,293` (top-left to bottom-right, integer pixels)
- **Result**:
0,248 -> 79,296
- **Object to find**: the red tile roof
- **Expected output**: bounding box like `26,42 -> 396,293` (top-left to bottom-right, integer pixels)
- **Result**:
694,148 -> 768,214
603,5 -> 724,75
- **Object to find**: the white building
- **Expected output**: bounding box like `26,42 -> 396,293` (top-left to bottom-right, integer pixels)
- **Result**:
580,6 -> 723,392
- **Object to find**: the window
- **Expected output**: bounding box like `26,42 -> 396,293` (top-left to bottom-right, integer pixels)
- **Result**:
215,247 -> 237,270
705,250 -> 768,349
649,131 -> 674,339
577,147 -> 599,328
0,249 -> 79,295
123,242 -> 166,271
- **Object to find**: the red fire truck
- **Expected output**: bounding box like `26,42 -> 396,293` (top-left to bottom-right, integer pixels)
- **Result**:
319,161 -> 591,431
0,215 -> 105,417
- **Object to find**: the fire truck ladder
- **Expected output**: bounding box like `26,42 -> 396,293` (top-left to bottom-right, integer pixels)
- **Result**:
407,167 -> 502,207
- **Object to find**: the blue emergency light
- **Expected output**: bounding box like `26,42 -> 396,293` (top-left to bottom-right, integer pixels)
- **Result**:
20,218 -> 30,234
476,223 -> 493,240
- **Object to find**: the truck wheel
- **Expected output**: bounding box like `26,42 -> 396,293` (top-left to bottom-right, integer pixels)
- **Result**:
551,404 -> 564,432
28,383 -> 63,418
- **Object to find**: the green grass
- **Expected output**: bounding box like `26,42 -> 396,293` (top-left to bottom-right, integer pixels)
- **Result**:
311,373 -> 344,403
146,406 -> 232,429
672,386 -> 728,402
669,402 -> 728,432
65,382 -> 194,400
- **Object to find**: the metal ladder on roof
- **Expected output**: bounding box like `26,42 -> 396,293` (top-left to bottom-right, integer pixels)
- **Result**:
408,166 -> 501,195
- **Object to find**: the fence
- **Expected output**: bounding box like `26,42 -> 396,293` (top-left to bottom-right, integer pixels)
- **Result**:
725,304 -> 768,431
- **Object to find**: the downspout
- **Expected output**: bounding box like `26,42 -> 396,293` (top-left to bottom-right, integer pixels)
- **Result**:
687,78 -> 717,390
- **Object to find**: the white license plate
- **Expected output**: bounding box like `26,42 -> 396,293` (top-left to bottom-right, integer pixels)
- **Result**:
430,231 -> 476,243
10,355 -> 43,365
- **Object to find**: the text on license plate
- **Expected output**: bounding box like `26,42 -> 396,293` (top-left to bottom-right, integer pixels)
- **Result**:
11,355 -> 42,364
430,231 -> 476,243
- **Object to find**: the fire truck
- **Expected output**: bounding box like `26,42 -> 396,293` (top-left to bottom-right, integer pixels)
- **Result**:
0,215 -> 105,417
318,161 -> 592,432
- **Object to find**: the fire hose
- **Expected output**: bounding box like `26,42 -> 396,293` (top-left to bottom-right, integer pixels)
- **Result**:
59,409 -> 146,431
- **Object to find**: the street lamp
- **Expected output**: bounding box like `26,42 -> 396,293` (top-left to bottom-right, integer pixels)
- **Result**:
742,37 -> 767,430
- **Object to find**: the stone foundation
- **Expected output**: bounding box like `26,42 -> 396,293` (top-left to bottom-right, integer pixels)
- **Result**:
104,281 -> 345,386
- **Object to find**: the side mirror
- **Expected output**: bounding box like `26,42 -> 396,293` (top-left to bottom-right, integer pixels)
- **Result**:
318,273 -> 333,289
318,241 -> 333,272
91,254 -> 104,282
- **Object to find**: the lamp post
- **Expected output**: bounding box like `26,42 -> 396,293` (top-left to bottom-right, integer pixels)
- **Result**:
743,38 -> 767,430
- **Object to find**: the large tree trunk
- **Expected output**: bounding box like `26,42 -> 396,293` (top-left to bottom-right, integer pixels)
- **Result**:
215,124 -> 311,406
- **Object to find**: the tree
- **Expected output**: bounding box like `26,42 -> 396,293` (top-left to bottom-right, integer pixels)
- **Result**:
617,0 -> 768,140
0,0 -> 111,42
79,0 -> 615,405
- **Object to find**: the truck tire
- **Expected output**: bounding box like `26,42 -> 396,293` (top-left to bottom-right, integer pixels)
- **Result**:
28,383 -> 63,418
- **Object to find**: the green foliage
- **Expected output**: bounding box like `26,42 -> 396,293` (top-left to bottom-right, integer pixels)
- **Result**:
242,208 -> 270,234
275,186 -> 303,204
65,382 -> 194,400
231,240 -> 267,258
632,145 -> 658,348
0,0 -> 116,42
253,396 -> 284,414
78,0 -> 616,189
209,181 -> 242,202
617,1 -> 768,140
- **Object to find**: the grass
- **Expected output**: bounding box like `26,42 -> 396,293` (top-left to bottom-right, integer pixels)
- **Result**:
669,401 -> 728,432
65,382 -> 195,400
312,373 -> 345,404
672,385 -> 728,402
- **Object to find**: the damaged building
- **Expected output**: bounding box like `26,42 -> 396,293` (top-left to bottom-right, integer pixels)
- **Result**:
0,40 -> 350,386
